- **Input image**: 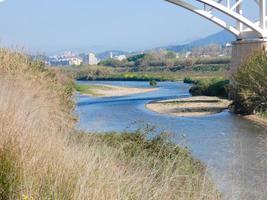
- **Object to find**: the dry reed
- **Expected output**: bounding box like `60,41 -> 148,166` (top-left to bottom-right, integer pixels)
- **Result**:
0,49 -> 220,200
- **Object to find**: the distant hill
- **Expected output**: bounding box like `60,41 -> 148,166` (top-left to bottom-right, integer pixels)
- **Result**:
164,30 -> 235,52
95,30 -> 235,60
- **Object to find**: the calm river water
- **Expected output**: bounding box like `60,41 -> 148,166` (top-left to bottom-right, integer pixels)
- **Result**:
76,81 -> 267,200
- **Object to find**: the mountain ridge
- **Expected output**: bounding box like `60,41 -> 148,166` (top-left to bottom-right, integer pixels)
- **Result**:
163,30 -> 235,52
95,30 -> 235,59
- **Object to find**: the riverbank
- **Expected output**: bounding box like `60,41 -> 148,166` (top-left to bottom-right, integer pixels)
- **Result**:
76,83 -> 158,97
0,49 -> 221,199
71,65 -> 227,82
76,72 -> 227,82
146,96 -> 231,117
244,114 -> 267,128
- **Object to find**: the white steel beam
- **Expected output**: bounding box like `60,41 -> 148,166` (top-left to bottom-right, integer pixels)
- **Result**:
231,0 -> 243,11
227,0 -> 230,8
196,0 -> 266,37
236,0 -> 243,33
166,0 -> 240,36
259,0 -> 266,30
166,0 -> 267,39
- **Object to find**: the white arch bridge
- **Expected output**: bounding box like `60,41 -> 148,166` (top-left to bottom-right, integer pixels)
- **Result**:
165,0 -> 267,68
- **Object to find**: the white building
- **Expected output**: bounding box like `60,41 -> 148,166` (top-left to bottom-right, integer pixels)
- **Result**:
185,51 -> 192,58
88,53 -> 98,65
225,42 -> 232,47
114,55 -> 127,61
69,57 -> 83,66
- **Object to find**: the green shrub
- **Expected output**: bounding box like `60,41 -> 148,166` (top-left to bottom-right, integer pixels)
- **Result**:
71,130 -> 204,177
232,52 -> 267,115
189,78 -> 229,98
183,77 -> 197,84
194,57 -> 231,65
149,80 -> 157,86
192,64 -> 230,72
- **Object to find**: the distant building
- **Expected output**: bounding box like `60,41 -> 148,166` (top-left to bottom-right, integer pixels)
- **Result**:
225,42 -> 232,47
88,53 -> 98,65
114,55 -> 127,61
79,53 -> 89,63
110,52 -> 113,59
69,57 -> 83,66
185,51 -> 192,58
48,51 -> 83,66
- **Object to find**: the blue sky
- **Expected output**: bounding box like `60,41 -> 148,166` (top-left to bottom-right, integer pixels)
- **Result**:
0,0 -> 258,54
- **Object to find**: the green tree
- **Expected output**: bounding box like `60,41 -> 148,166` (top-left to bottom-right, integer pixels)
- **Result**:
165,51 -> 176,59
232,52 -> 267,114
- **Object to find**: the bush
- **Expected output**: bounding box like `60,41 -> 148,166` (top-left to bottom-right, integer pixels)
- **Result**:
72,131 -> 203,174
184,77 -> 197,84
232,52 -> 267,115
192,64 -> 230,72
189,78 -> 229,98
149,80 -> 157,86
73,65 -> 114,80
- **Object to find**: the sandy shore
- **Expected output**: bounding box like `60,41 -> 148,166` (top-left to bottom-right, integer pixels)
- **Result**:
244,115 -> 267,128
146,96 -> 231,117
82,84 -> 158,97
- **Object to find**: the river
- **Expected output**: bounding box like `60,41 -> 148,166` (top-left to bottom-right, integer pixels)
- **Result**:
75,81 -> 267,200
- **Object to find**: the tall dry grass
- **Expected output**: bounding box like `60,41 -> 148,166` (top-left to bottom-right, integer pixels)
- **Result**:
0,49 -> 220,200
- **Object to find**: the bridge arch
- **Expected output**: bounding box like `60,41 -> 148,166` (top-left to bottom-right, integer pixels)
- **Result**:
166,0 -> 267,40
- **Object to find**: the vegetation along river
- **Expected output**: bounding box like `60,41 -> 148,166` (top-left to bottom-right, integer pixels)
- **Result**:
75,81 -> 267,200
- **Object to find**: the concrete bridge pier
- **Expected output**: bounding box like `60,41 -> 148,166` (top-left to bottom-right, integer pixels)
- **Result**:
231,39 -> 267,71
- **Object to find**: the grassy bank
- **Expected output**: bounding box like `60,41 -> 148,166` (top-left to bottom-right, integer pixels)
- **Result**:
77,71 -> 227,82
76,83 -> 158,97
0,49 -> 220,200
66,65 -> 227,82
71,131 -> 220,199
77,72 -> 170,81
76,84 -> 112,96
